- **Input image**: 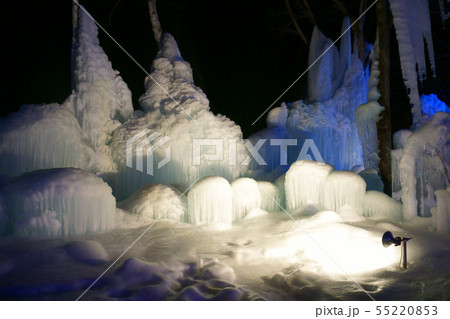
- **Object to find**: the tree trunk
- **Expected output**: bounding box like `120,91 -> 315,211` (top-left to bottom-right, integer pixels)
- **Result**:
147,0 -> 163,47
71,1 -> 79,91
376,0 -> 392,195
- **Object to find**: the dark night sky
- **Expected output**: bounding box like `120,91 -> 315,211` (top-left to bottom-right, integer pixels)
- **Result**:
0,0 -> 448,137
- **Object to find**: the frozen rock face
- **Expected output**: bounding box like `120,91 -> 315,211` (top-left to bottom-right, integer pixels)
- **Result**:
65,7 -> 133,172
118,184 -> 186,222
363,191 -> 402,220
285,160 -> 334,212
111,33 -> 247,200
399,112 -> 449,219
187,176 -> 232,226
322,171 -> 366,214
1,168 -> 116,237
0,104 -> 94,177
231,178 -> 261,222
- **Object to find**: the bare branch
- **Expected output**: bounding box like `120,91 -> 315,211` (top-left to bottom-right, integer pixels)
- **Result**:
284,0 -> 309,45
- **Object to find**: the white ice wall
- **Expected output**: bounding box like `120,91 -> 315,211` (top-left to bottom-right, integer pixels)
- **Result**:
2,168 -> 116,237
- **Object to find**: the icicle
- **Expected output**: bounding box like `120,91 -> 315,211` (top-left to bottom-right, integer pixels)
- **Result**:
187,176 -> 232,226
389,0 -> 436,126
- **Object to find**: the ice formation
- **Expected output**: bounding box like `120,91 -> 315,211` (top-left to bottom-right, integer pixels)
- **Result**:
355,37 -> 383,170
285,160 -> 334,212
322,171 -> 366,214
389,0 -> 435,125
230,178 -> 261,222
249,18 -> 367,175
64,7 -> 133,171
359,168 -> 384,192
0,104 -> 94,177
118,184 -> 186,222
433,187 -> 450,232
257,181 -> 283,212
111,32 -> 247,200
64,240 -> 109,265
397,112 -> 449,219
0,196 -> 7,235
420,94 -> 450,122
363,191 -> 403,220
187,176 -> 232,225
0,7 -> 133,176
1,168 -> 116,236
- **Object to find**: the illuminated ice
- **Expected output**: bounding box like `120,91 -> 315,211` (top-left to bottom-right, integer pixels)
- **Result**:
118,184 -> 186,223
389,0 -> 435,125
231,178 -> 261,222
111,33 -> 247,200
187,176 -> 232,226
285,160 -> 334,212
0,104 -> 94,177
363,191 -> 402,220
322,170 -> 366,214
1,168 -> 116,236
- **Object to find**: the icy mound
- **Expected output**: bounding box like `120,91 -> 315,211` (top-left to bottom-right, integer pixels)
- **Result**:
363,191 -> 402,220
111,33 -> 247,200
231,178 -> 261,222
187,176 -> 232,226
257,181 -> 283,212
64,240 -> 109,265
0,104 -> 93,177
64,7 -> 133,172
1,168 -> 116,236
118,184 -> 186,223
322,171 -> 366,214
285,161 -> 334,212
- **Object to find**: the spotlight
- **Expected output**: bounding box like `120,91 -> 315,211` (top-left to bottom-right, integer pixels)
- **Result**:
382,231 -> 412,269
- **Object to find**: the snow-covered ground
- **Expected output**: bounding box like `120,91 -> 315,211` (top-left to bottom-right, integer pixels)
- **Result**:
0,207 -> 448,301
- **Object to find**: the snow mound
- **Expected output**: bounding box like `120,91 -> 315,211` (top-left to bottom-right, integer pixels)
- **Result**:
187,176 -> 232,225
1,168 -> 116,236
118,184 -> 186,223
231,178 -> 261,222
111,32 -> 247,200
322,170 -> 366,214
0,104 -> 94,177
285,160 -> 334,212
363,191 -> 402,220
64,240 -> 109,265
